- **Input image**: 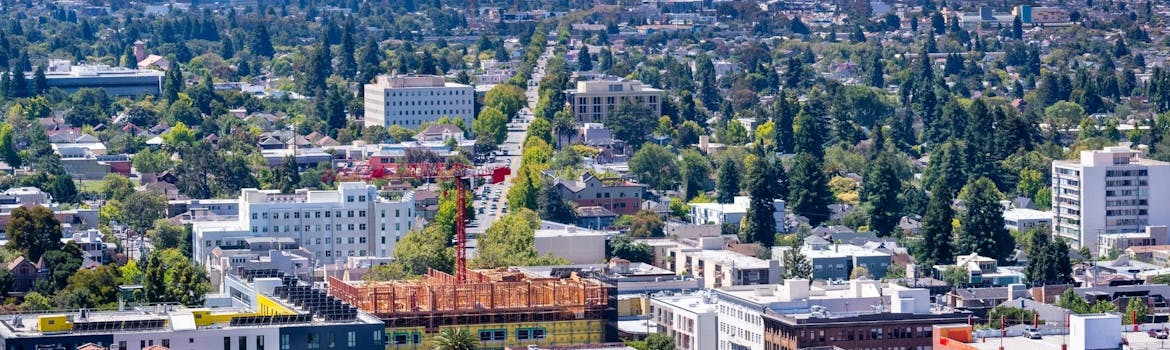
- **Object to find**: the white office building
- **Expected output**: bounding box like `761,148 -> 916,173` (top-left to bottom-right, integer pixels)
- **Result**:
649,292 -> 718,350
363,75 -> 474,129
1051,145 -> 1170,250
192,182 -> 415,265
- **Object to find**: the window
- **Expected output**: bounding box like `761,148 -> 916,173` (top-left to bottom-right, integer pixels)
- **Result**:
240,336 -> 248,350
347,331 -> 356,347
347,195 -> 354,202
347,211 -> 354,218
225,337 -> 231,350
359,195 -> 366,202
479,329 -> 507,342
257,335 -> 264,350
307,333 -> 319,349
359,210 -> 366,217
359,237 -> 367,244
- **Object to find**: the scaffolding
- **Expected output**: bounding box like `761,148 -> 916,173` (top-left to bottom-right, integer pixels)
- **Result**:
328,268 -> 614,329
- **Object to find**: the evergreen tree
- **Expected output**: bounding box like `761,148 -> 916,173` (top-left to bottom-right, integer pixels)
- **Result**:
1012,14 -> 1023,40
788,153 -> 832,226
679,149 -> 711,200
1024,227 -> 1072,284
864,152 -> 903,236
716,158 -> 740,204
359,37 -> 383,83
9,66 -> 26,98
538,180 -> 576,224
743,154 -> 778,246
250,24 -> 275,58
955,178 -> 1014,261
773,93 -> 797,153
221,36 -> 236,59
0,124 -> 19,168
867,53 -> 884,88
339,20 -> 357,79
782,248 -> 812,279
577,45 -> 592,71
32,64 -> 47,94
793,109 -> 825,159
923,141 -> 966,199
162,59 -> 183,103
919,182 -> 955,267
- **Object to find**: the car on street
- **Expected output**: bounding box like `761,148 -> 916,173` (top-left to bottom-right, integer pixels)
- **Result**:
1022,327 -> 1042,339
1149,329 -> 1168,339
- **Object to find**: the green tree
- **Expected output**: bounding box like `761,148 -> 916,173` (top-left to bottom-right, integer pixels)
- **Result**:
0,268 -> 11,297
6,206 -> 62,261
679,149 -> 711,200
619,210 -> 665,238
1126,297 -> 1149,325
609,234 -> 653,264
716,158 -> 740,204
143,248 -> 209,306
162,122 -> 197,150
131,148 -> 173,173
793,109 -> 826,159
149,219 -> 189,254
1024,227 -> 1072,284
0,123 -> 19,168
249,25 -> 275,58
22,292 -> 52,311
388,226 -> 454,277
782,248 -> 812,279
577,45 -> 593,71
162,59 -> 183,103
274,155 -> 301,194
473,209 -> 568,268
119,259 -> 143,286
473,106 -> 508,145
433,328 -> 478,350
119,190 -> 167,233
955,178 -> 1014,261
922,141 -> 967,198
606,99 -> 657,147
41,248 -> 82,291
98,173 -> 136,201
628,144 -> 679,191
788,153 -> 832,226
864,152 -> 903,236
941,265 -> 969,286
919,183 -> 955,267
1057,288 -> 1090,314
57,265 -> 121,309
538,180 -> 577,224
742,154 -> 778,246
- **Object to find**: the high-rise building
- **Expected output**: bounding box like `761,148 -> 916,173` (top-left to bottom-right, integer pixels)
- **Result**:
192,182 -> 415,265
1051,146 -> 1170,250
362,75 -> 474,130
567,78 -> 662,124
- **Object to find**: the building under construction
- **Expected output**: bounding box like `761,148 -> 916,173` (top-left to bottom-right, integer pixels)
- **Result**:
328,268 -> 618,349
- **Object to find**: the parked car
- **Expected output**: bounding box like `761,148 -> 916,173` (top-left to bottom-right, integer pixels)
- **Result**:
1149,328 -> 1168,339
1022,327 -> 1042,339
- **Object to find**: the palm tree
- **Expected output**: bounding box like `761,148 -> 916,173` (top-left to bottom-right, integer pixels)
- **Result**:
433,328 -> 478,350
552,109 -> 576,149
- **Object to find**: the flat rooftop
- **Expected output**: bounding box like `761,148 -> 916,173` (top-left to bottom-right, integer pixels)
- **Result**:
686,249 -> 772,269
801,244 -> 890,259
651,293 -> 718,315
1003,208 -> 1054,221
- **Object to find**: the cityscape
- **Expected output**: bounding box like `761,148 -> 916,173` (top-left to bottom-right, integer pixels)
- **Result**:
0,0 -> 1168,349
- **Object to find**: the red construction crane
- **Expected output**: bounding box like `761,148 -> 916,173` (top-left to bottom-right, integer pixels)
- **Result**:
358,162 -> 509,283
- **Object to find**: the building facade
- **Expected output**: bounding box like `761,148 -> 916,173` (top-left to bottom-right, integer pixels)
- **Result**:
363,75 -> 474,129
690,197 -> 786,230
567,78 -> 662,124
672,239 -> 782,289
649,293 -> 718,350
28,60 -> 164,96
192,183 -> 415,265
547,171 -> 647,215
1051,146 -> 1170,250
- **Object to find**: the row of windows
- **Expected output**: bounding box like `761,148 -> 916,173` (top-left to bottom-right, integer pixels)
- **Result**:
387,99 -> 470,106
389,90 -> 469,97
1106,209 -> 1148,216
303,331 -> 364,349
252,210 -> 369,220
252,223 -> 372,233
574,95 -> 659,105
1107,199 -> 1149,206
317,250 -> 367,258
392,109 -> 471,116
1106,169 -> 1149,177
472,328 -> 548,342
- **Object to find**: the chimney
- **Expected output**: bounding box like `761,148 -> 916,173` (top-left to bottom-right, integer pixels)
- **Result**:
133,40 -> 146,63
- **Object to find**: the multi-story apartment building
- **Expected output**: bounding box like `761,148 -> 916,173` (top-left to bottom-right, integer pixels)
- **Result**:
690,196 -> 786,230
192,182 -> 415,265
649,292 -> 718,350
567,78 -> 662,124
716,279 -> 967,350
545,171 -> 647,215
363,75 -> 474,129
0,269 -> 384,350
671,237 -> 782,289
1051,146 -> 1170,250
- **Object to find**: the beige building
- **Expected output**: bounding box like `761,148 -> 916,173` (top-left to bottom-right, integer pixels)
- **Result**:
567,78 -> 662,124
363,75 -> 474,129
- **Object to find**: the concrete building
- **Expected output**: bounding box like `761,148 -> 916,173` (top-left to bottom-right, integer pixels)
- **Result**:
191,183 -> 415,265
715,279 -> 965,350
546,171 -> 647,215
27,60 -> 164,96
362,75 -> 474,129
649,292 -> 718,350
534,221 -> 608,264
1098,225 -> 1170,257
787,236 -> 892,281
672,237 -> 782,289
689,196 -> 786,230
932,253 -> 1024,286
1051,145 -> 1170,250
0,269 -> 384,350
567,78 -> 662,124
1003,207 -> 1053,231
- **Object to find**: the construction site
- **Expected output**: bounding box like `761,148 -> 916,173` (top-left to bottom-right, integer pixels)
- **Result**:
328,268 -> 618,349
